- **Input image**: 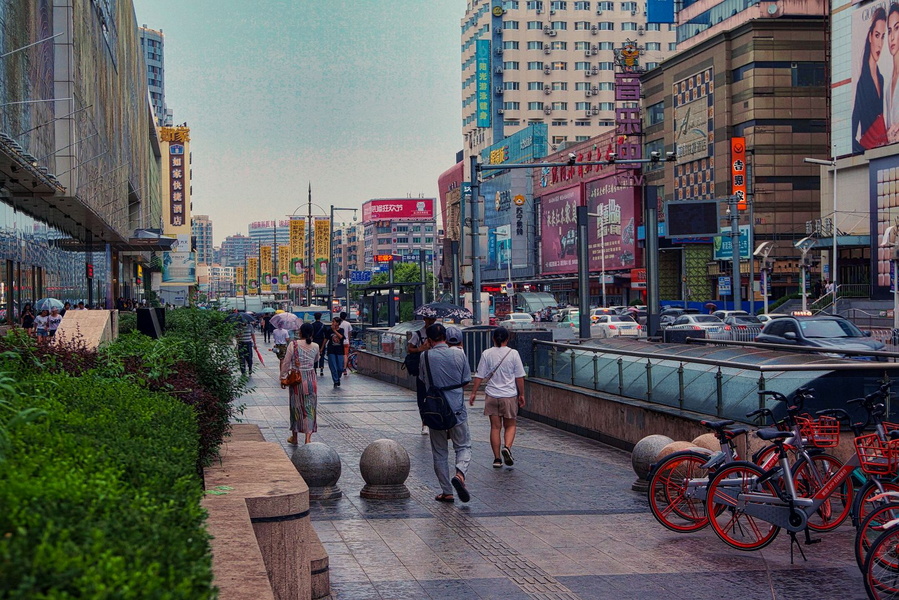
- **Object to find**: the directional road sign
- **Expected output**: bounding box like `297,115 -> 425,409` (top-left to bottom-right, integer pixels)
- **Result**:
349,270 -> 373,284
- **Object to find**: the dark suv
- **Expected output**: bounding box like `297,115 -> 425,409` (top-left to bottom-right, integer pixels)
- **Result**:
755,313 -> 884,357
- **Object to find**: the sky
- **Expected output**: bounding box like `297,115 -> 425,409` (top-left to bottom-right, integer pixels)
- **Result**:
132,1 -> 465,245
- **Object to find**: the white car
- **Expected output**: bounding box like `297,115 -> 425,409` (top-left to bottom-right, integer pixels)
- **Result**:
665,314 -> 729,339
593,314 -> 641,338
756,313 -> 789,324
500,312 -> 534,327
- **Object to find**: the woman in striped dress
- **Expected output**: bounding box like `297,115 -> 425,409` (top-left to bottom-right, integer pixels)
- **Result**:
281,322 -> 320,445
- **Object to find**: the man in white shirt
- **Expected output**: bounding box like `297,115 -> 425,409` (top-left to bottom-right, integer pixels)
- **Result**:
468,327 -> 526,468
339,311 -> 353,375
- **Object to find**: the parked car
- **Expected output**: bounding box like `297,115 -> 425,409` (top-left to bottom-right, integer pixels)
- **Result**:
592,314 -> 641,338
499,312 -> 534,327
723,314 -> 763,342
756,313 -> 790,324
754,313 -> 885,357
713,310 -> 749,321
557,308 -> 580,326
659,307 -> 700,329
665,314 -> 729,339
590,307 -> 617,323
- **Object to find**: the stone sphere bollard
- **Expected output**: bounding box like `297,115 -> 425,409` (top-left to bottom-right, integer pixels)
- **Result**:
631,434 -> 674,492
359,439 -> 411,499
291,442 -> 343,500
691,433 -> 719,453
656,440 -> 698,462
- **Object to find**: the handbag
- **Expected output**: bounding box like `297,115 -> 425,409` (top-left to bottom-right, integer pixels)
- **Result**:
419,352 -> 468,431
280,341 -> 303,388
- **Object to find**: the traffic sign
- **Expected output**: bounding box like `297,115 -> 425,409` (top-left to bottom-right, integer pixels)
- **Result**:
718,276 -> 731,295
350,270 -> 373,284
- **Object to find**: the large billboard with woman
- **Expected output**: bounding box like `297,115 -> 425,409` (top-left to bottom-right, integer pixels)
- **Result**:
851,2 -> 897,153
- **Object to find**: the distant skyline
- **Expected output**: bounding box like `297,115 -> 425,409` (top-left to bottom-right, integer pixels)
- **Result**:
133,1 -> 464,245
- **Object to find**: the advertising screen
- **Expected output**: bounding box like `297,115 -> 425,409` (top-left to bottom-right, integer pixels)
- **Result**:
540,186 -> 581,275
586,178 -> 639,272
362,198 -> 435,222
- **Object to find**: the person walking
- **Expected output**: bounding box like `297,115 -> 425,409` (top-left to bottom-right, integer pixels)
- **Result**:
34,308 -> 50,339
420,324 -> 473,503
262,312 -> 274,344
326,316 -> 346,387
469,327 -> 526,468
311,312 -> 327,376
272,324 -> 290,361
237,318 -> 257,376
47,307 -> 63,337
281,323 -> 320,445
339,311 -> 353,376
408,315 -> 437,435
19,303 -> 34,334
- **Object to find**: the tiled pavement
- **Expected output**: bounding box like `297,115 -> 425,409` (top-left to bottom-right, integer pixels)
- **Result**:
239,342 -> 866,600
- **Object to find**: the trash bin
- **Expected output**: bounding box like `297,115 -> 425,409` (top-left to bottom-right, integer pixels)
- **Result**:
136,307 -> 166,339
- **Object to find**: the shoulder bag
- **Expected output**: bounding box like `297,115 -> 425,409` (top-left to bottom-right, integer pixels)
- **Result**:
419,351 -> 469,431
402,329 -> 425,377
280,341 -> 303,388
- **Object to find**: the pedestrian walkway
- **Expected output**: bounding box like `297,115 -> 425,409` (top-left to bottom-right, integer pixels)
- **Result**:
239,342 -> 865,599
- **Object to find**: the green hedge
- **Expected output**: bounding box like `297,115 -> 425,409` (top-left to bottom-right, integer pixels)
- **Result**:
0,374 -> 214,598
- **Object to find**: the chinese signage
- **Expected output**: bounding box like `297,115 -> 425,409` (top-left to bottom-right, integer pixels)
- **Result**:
362,199 -> 434,222
314,218 -> 330,287
168,144 -> 186,227
161,252 -> 197,285
540,186 -> 582,275
869,154 -> 899,292
247,257 -> 259,293
480,124 -> 548,169
615,72 -> 643,161
260,246 -> 272,293
586,177 -> 639,271
289,218 -> 305,287
278,246 -> 289,285
713,225 -> 752,260
476,39 -> 491,128
731,137 -> 747,210
235,266 -> 245,297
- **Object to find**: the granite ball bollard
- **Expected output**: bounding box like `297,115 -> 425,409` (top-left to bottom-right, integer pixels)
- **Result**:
631,434 -> 674,492
691,433 -> 720,452
656,441 -> 697,462
290,442 -> 343,500
359,439 -> 411,499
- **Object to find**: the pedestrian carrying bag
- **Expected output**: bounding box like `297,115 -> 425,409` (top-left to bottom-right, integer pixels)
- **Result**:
280,341 -> 303,388
402,329 -> 425,377
419,352 -> 468,431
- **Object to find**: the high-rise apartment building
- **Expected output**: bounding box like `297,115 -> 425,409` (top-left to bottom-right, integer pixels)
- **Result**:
139,26 -> 172,127
192,215 -> 213,265
461,0 -> 675,158
220,234 -> 259,268
248,220 -> 290,249
361,199 -> 438,268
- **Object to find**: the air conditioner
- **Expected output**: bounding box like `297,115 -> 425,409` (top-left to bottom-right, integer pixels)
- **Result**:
495,86 -> 504,95
495,66 -> 504,74
591,86 -> 599,92
550,9 -> 556,14
591,66 -> 598,74
536,8 -> 543,13
585,89 -> 593,96
585,49 -> 591,57
597,8 -> 603,14
496,27 -> 503,34
544,67 -> 551,74
544,25 -> 551,32
638,26 -> 644,35
585,71 -> 592,77
592,107 -> 599,114
591,27 -> 598,35
545,47 -> 552,54
549,30 -> 557,36
495,47 -> 504,55
498,108 -> 505,114
585,111 -> 593,118
544,87 -> 552,94
544,107 -> 552,114
631,9 -> 637,15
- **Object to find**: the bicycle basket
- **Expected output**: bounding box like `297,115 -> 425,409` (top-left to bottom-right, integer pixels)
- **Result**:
795,415 -> 840,448
855,433 -> 899,475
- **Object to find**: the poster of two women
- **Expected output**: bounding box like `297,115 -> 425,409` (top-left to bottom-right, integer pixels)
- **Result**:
852,0 -> 899,153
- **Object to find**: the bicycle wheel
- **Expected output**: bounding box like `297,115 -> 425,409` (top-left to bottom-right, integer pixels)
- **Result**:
647,450 -> 710,533
348,352 -> 358,371
857,502 -> 899,571
791,453 -> 851,532
865,527 -> 899,598
706,461 -> 781,551
856,480 -> 899,527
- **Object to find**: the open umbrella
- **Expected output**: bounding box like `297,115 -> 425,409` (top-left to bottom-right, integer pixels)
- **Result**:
225,311 -> 257,325
261,307 -> 276,314
413,302 -> 473,321
270,312 -> 301,331
34,298 -> 64,312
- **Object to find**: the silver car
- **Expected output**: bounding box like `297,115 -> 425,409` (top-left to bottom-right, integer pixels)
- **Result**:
665,314 -> 729,339
723,315 -> 763,342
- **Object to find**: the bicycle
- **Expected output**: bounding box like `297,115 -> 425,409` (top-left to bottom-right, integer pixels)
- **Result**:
861,492 -> 899,599
346,338 -> 365,372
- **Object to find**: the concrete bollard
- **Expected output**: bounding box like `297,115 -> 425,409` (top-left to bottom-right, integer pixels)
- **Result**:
691,433 -> 719,453
359,439 -> 411,499
631,434 -> 674,492
291,442 -> 343,500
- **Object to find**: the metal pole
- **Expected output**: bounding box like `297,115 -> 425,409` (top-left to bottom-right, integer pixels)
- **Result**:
645,182 -> 661,336
730,196 -> 741,312
307,182 -> 313,306
894,258 -> 899,330
832,153 -> 838,315
748,198 -> 755,315
600,203 -> 607,307
451,240 -> 460,306
470,155 -> 482,325
762,266 -> 769,315
507,232 -> 512,288
577,205 -> 591,339
801,259 -> 808,311
328,205 -> 334,310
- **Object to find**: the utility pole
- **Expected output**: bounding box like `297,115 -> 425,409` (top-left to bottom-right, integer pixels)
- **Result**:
469,155 -> 482,325
306,182 -> 313,306
729,195 -> 741,311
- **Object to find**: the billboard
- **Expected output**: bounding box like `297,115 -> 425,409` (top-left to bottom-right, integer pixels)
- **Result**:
289,218 -> 305,286
314,218 -> 330,287
673,68 -> 715,201
850,2 -> 894,154
540,186 -> 581,275
870,154 -> 899,292
362,198 -> 435,222
161,252 -> 197,285
480,124 -> 548,169
586,177 -> 639,272
476,39 -> 491,128
712,225 -> 752,260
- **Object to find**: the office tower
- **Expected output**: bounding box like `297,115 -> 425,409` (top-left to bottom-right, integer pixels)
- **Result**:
192,215 -> 214,265
140,26 -> 173,126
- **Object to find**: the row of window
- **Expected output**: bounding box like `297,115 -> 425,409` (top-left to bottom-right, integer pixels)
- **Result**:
516,0 -> 640,10
503,20 -> 671,30
501,120 -> 616,129
503,81 -> 616,90
373,226 -> 435,234
505,40 -> 671,51
500,101 -> 616,109
500,60 -> 658,69
375,238 -> 435,245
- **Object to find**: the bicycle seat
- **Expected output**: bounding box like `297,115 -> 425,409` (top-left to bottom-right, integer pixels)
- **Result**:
724,427 -> 749,440
756,428 -> 793,441
700,419 -> 735,432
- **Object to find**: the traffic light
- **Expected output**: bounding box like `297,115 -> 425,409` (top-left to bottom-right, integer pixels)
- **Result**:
86,263 -> 94,279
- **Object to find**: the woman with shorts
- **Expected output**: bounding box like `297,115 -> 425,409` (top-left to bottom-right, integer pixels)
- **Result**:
468,327 -> 526,468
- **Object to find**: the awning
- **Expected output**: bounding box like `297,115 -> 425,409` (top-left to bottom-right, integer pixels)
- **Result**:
52,229 -> 177,252
808,235 -> 870,249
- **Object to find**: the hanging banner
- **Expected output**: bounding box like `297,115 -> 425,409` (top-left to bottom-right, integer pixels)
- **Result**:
247,257 -> 259,295
278,245 -> 290,286
260,246 -> 272,293
731,137 -> 747,210
235,266 -> 245,297
314,218 -> 330,287
289,218 -> 305,287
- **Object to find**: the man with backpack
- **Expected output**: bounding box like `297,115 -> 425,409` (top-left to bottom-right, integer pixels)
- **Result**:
310,312 -> 327,376
407,315 -> 436,434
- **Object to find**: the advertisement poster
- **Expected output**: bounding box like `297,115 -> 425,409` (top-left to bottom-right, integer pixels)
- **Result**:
712,225 -> 752,260
540,186 -> 581,275
235,266 -> 245,297
278,246 -> 290,285
585,178 -> 639,272
260,245 -> 272,293
289,218 -> 305,287
362,199 -> 434,223
247,257 -> 259,293
161,252 -> 197,285
870,154 -> 899,292
314,218 -> 330,287
851,1 -> 897,154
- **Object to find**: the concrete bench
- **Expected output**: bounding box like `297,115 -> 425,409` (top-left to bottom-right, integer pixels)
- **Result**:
203,424 -> 329,599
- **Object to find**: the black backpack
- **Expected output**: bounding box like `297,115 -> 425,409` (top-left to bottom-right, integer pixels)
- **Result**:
311,320 -> 326,343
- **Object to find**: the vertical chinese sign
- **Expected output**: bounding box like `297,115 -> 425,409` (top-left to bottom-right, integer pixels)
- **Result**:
289,218 -> 305,287
476,40 -> 491,128
169,144 -> 185,227
278,246 -> 290,286
731,137 -> 747,210
613,40 -> 644,162
314,218 -> 330,288
260,246 -> 272,293
247,257 -> 259,295
235,266 -> 245,297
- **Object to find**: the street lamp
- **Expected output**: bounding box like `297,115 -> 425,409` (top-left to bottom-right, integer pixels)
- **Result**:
795,237 -> 816,311
289,185 -> 328,307
753,241 -> 775,315
804,154 -> 837,313
588,206 -> 608,308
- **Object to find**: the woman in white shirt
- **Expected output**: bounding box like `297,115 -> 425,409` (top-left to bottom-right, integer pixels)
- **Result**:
468,327 -> 526,469
33,309 -> 50,338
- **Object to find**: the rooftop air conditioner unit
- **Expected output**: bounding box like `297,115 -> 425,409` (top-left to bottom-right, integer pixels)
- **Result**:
545,47 -> 552,54
548,30 -> 557,36
544,107 -> 552,114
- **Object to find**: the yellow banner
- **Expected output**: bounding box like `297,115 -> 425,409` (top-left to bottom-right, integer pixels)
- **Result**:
235,266 -> 245,297
278,245 -> 290,287
289,218 -> 305,286
260,246 -> 272,293
247,257 -> 259,294
314,218 -> 330,287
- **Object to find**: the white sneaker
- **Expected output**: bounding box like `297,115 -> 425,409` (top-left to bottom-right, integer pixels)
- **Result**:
421,424 -> 428,435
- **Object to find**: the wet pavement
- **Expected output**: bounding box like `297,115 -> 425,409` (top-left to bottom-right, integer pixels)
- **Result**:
239,341 -> 866,599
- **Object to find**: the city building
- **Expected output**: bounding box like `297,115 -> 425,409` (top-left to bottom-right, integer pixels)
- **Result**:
248,220 -> 290,249
460,0 -> 676,162
139,26 -> 173,127
220,234 -> 259,268
361,198 -> 439,269
192,215 -> 213,265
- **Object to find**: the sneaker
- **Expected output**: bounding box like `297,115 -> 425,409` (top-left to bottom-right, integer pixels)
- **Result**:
336,381 -> 341,387
493,458 -> 502,468
501,446 -> 514,466
421,424 -> 428,435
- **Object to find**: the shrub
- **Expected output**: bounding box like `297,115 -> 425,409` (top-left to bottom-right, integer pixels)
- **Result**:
118,310 -> 137,334
0,373 -> 214,598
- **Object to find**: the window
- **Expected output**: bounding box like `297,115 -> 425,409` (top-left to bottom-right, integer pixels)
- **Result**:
669,42 -> 678,51
793,63 -> 826,86
647,101 -> 664,125
645,42 -> 661,50
551,61 -> 567,70
504,81 -> 520,90
503,61 -> 520,69
598,41 -> 613,49
551,20 -> 568,29
551,0 -> 568,8
552,81 -> 568,90
528,81 -> 545,90
503,20 -> 520,29
597,81 -> 613,90
597,1 -> 614,9
576,101 -> 591,110
551,101 -> 568,110
597,61 -> 614,70
527,21 -> 544,29
575,61 -> 592,70
575,21 -> 592,29
575,41 -> 591,50
598,21 -> 614,30
527,40 -> 544,49
528,61 -> 545,70
646,23 -> 661,30
378,238 -> 391,245
575,1 -> 591,8
598,120 -> 614,126
503,101 -> 521,109
503,41 -> 520,49
575,123 -> 593,128
622,22 -> 637,30
621,1 -> 638,10
597,102 -> 614,110
396,237 -> 409,244
527,0 -> 544,8
646,62 -> 659,70
551,120 -> 568,125
412,238 -> 421,244
425,226 -> 434,232
575,81 -> 590,90
528,101 -> 545,110
504,0 -> 520,8
550,41 -> 568,49
425,237 -> 433,244
552,135 -> 568,144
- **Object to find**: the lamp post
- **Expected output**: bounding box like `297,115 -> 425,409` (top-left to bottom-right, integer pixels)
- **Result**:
328,205 -> 358,311
587,205 -> 607,308
804,154 -> 837,313
795,237 -> 816,311
753,241 -> 775,315
290,185 -> 328,307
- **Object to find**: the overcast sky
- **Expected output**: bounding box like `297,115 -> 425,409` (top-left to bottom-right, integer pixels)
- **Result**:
133,1 -> 464,245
